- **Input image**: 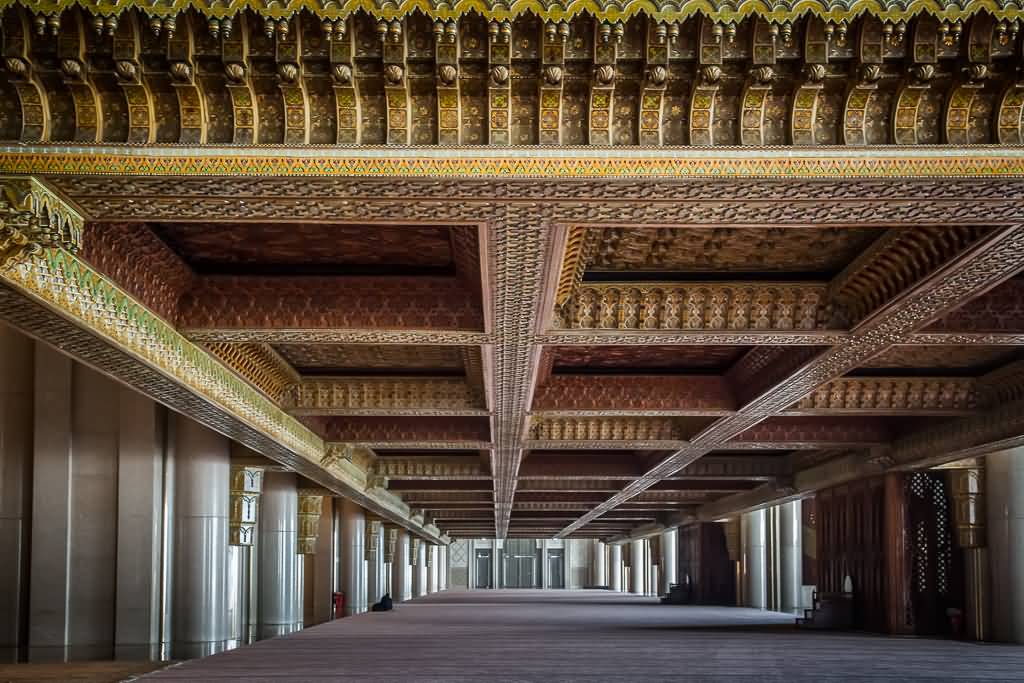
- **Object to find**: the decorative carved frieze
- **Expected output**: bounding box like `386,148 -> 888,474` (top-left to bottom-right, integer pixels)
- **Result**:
0,177 -> 83,270
283,377 -> 486,415
561,283 -> 830,332
786,377 -> 978,414
374,458 -> 488,479
229,465 -> 264,546
297,491 -> 325,554
205,342 -> 300,403
528,416 -> 686,442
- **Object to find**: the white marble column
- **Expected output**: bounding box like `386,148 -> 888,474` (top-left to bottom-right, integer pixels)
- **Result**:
258,472 -> 301,638
987,449 -> 1024,642
779,500 -> 803,615
416,540 -> 428,596
339,498 -> 367,616
392,531 -> 410,601
609,544 -> 622,591
661,530 -> 678,596
630,540 -> 644,594
366,521 -> 384,604
0,325 -> 33,661
438,546 -> 448,591
171,414 -> 231,658
427,546 -> 438,594
592,541 -> 607,587
742,509 -> 767,610
114,386 -> 165,659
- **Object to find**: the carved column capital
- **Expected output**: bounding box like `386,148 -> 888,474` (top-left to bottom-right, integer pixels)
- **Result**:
297,492 -> 325,554
229,464 -> 265,546
0,177 -> 83,270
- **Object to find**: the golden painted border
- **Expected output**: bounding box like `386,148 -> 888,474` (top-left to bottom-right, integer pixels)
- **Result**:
4,0 -> 1024,26
4,148 -> 1024,178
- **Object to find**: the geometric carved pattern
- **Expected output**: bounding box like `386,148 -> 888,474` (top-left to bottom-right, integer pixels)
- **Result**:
283,377 -> 486,415
787,378 -> 978,414
206,342 -> 300,402
562,283 -> 831,331
528,416 -> 687,442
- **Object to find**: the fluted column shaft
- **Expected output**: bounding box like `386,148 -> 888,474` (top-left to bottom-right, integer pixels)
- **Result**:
392,531 -> 410,601
172,415 -> 230,657
742,509 -> 767,609
609,545 -> 622,592
630,540 -> 644,594
339,498 -> 367,616
258,472 -> 301,638
779,501 -> 803,615
661,530 -> 678,595
415,541 -> 428,596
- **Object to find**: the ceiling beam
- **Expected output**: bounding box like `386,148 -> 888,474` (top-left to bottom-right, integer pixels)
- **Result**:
557,226 -> 1024,537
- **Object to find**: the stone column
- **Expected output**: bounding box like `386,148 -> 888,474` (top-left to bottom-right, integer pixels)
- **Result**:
114,386 -> 166,659
392,530 -> 410,601
258,472 -> 300,639
592,541 -> 607,587
365,518 -> 383,604
339,497 -> 367,616
742,509 -> 766,609
438,545 -> 448,591
661,530 -> 678,596
171,414 -> 231,658
0,325 -> 33,661
987,449 -> 1024,642
427,545 -> 438,594
779,500 -> 803,615
416,539 -> 428,596
28,345 -> 73,662
609,544 -> 622,591
309,497 -> 335,626
540,540 -> 549,589
630,540 -> 644,594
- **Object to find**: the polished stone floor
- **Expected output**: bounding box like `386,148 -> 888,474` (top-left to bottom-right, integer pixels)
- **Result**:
145,590 -> 1024,682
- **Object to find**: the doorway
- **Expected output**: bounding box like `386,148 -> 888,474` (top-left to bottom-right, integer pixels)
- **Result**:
475,549 -> 493,589
548,548 -> 565,589
503,539 -> 538,587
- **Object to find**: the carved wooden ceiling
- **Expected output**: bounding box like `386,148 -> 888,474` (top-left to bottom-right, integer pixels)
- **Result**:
7,196 -> 1023,540
5,5 -> 1024,148
4,0 -> 1024,543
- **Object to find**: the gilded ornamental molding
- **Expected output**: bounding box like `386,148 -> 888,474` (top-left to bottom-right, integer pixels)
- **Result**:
2,0 -> 1021,26
0,177 -> 82,270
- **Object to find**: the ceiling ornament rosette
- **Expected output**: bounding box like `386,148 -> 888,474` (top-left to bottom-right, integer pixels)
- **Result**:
3,0 -> 1024,24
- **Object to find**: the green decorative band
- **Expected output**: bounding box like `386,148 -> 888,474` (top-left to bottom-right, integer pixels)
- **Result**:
1,246 -> 325,462
3,147 -> 1024,178
2,0 -> 1023,25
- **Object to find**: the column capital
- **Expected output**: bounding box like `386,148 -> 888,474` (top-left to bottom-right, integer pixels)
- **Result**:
297,492 -> 325,554
229,464 -> 265,546
0,177 -> 82,270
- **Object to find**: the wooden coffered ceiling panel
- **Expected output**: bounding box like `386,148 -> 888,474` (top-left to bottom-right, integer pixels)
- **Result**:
5,161 -> 1024,541
585,227 -> 883,275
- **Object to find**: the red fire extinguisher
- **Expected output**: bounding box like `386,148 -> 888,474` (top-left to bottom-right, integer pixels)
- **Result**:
333,591 -> 345,619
